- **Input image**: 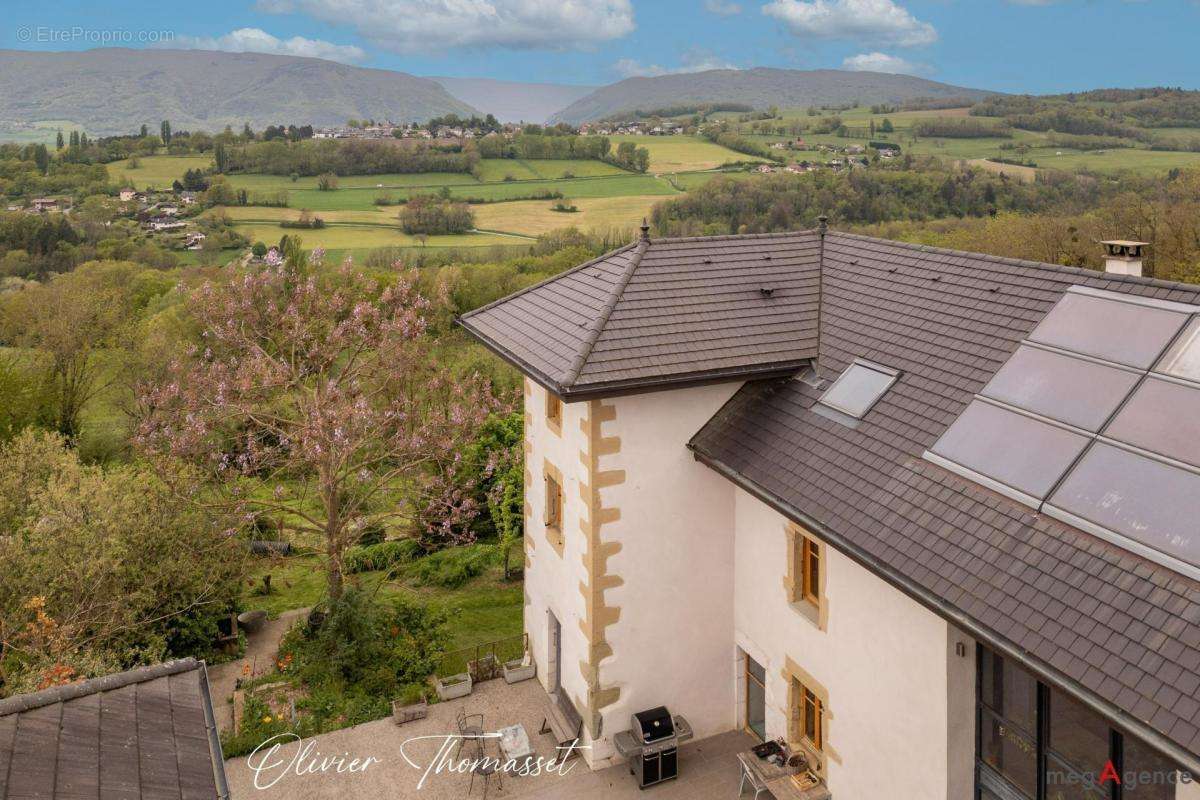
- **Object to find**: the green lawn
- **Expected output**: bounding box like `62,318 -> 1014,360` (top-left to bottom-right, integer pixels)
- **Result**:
242,553 -> 523,651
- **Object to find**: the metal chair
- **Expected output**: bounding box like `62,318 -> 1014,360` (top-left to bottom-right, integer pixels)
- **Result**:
468,730 -> 503,799
455,709 -> 485,758
738,760 -> 769,799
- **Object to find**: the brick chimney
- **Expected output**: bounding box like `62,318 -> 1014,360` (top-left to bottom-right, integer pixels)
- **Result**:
1101,240 -> 1148,277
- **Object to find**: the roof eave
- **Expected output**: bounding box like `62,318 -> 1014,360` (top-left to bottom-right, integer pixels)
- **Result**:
687,443 -> 1200,774
559,360 -> 812,400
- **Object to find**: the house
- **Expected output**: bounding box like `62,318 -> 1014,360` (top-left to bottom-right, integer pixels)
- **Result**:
460,224 -> 1200,799
184,231 -> 207,249
756,164 -> 775,174
0,659 -> 229,799
119,188 -> 137,202
30,198 -> 59,212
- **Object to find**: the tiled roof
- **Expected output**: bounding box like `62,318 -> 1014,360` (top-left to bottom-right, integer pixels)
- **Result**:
0,659 -> 228,800
689,231 -> 1200,767
459,230 -> 821,397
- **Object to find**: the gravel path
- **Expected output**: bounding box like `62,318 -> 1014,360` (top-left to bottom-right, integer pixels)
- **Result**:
207,607 -> 310,733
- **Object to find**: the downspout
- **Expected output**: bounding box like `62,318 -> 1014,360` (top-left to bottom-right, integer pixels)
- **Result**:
814,215 -> 828,375
200,661 -> 232,800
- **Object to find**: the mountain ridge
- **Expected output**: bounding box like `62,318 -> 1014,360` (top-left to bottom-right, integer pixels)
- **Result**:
549,67 -> 997,124
0,48 -> 477,135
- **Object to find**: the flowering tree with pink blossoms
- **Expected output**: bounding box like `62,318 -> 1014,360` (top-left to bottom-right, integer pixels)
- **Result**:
136,255 -> 503,600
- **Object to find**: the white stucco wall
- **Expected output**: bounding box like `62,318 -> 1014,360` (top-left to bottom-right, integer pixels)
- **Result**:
732,487 -> 976,800
590,382 -> 743,764
522,380 -> 591,719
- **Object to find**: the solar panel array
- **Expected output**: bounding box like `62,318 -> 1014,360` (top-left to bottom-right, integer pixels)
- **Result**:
925,286 -> 1200,580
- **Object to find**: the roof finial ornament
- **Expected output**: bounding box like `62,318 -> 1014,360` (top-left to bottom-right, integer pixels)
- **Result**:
817,214 -> 829,235
640,217 -> 650,242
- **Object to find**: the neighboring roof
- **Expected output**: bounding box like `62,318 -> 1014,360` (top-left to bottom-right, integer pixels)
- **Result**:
689,231 -> 1200,769
0,658 -> 228,800
459,230 -> 822,397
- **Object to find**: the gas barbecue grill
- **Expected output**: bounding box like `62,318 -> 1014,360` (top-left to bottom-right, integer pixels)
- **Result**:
614,706 -> 694,789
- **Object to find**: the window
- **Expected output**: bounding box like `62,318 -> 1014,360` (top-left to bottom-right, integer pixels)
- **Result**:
545,472 -> 563,531
975,644 -> 1185,800
786,525 -> 824,625
790,676 -> 823,751
817,359 -> 899,419
744,655 -> 766,741
546,391 -> 562,433
800,535 -> 820,605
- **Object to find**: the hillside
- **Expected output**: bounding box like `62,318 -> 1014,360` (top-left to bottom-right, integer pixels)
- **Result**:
429,76 -> 596,123
550,67 -> 995,124
0,48 -> 477,135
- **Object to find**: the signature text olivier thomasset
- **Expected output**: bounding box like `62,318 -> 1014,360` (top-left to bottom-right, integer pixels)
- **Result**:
244,731 -> 588,790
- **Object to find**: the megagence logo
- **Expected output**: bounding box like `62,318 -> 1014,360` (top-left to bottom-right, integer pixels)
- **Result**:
1046,760 -> 1194,790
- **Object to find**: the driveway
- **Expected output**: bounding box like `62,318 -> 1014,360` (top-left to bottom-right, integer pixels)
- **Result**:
223,675 -> 757,799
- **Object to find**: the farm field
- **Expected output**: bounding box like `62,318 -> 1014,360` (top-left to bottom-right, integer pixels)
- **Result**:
226,219 -> 523,252
108,154 -> 212,188
0,120 -> 86,146
472,195 -> 663,237
277,173 -> 679,212
611,134 -> 764,172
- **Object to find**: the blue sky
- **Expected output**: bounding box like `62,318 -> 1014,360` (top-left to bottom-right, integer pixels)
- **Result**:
4,1 -> 1199,92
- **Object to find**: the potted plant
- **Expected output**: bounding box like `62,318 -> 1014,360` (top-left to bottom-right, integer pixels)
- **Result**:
503,653 -> 535,684
435,672 -> 472,701
392,684 -> 429,725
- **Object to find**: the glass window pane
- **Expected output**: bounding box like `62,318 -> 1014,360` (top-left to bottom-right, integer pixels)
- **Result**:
1123,735 -> 1184,800
1028,292 -> 1190,369
1048,442 -> 1200,569
819,361 -> 897,418
980,708 -> 1038,799
1048,689 -> 1110,777
930,400 -> 1091,501
746,673 -> 766,741
747,656 -> 765,684
1105,376 -> 1200,468
1045,754 -> 1108,800
980,649 -> 1038,736
981,345 -> 1140,431
1157,316 -> 1200,382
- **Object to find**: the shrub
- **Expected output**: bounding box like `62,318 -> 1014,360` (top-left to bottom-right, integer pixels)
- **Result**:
398,195 -> 475,235
405,544 -> 497,588
282,588 -> 449,690
344,539 -> 421,574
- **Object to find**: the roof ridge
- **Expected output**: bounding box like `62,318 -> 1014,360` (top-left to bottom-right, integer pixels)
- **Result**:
458,241 -> 639,321
643,229 -> 818,245
563,236 -> 650,387
0,658 -> 201,716
826,230 -> 1200,296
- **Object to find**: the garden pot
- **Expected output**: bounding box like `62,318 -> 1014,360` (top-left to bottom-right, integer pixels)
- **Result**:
503,658 -> 535,684
435,673 -> 472,701
392,698 -> 429,725
237,610 -> 268,634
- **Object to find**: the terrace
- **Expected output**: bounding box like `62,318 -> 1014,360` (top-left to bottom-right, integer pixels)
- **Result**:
222,676 -> 755,799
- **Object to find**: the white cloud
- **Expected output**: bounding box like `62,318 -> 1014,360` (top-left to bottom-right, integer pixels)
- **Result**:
613,50 -> 739,78
762,0 -> 937,47
258,0 -> 635,53
842,51 -> 926,75
169,27 -> 367,63
705,0 -> 743,15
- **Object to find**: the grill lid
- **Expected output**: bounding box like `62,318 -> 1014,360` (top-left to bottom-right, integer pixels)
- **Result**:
633,706 -> 674,742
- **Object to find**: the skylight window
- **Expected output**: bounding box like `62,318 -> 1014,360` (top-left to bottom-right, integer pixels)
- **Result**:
1157,316 -> 1200,383
818,359 -> 899,419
